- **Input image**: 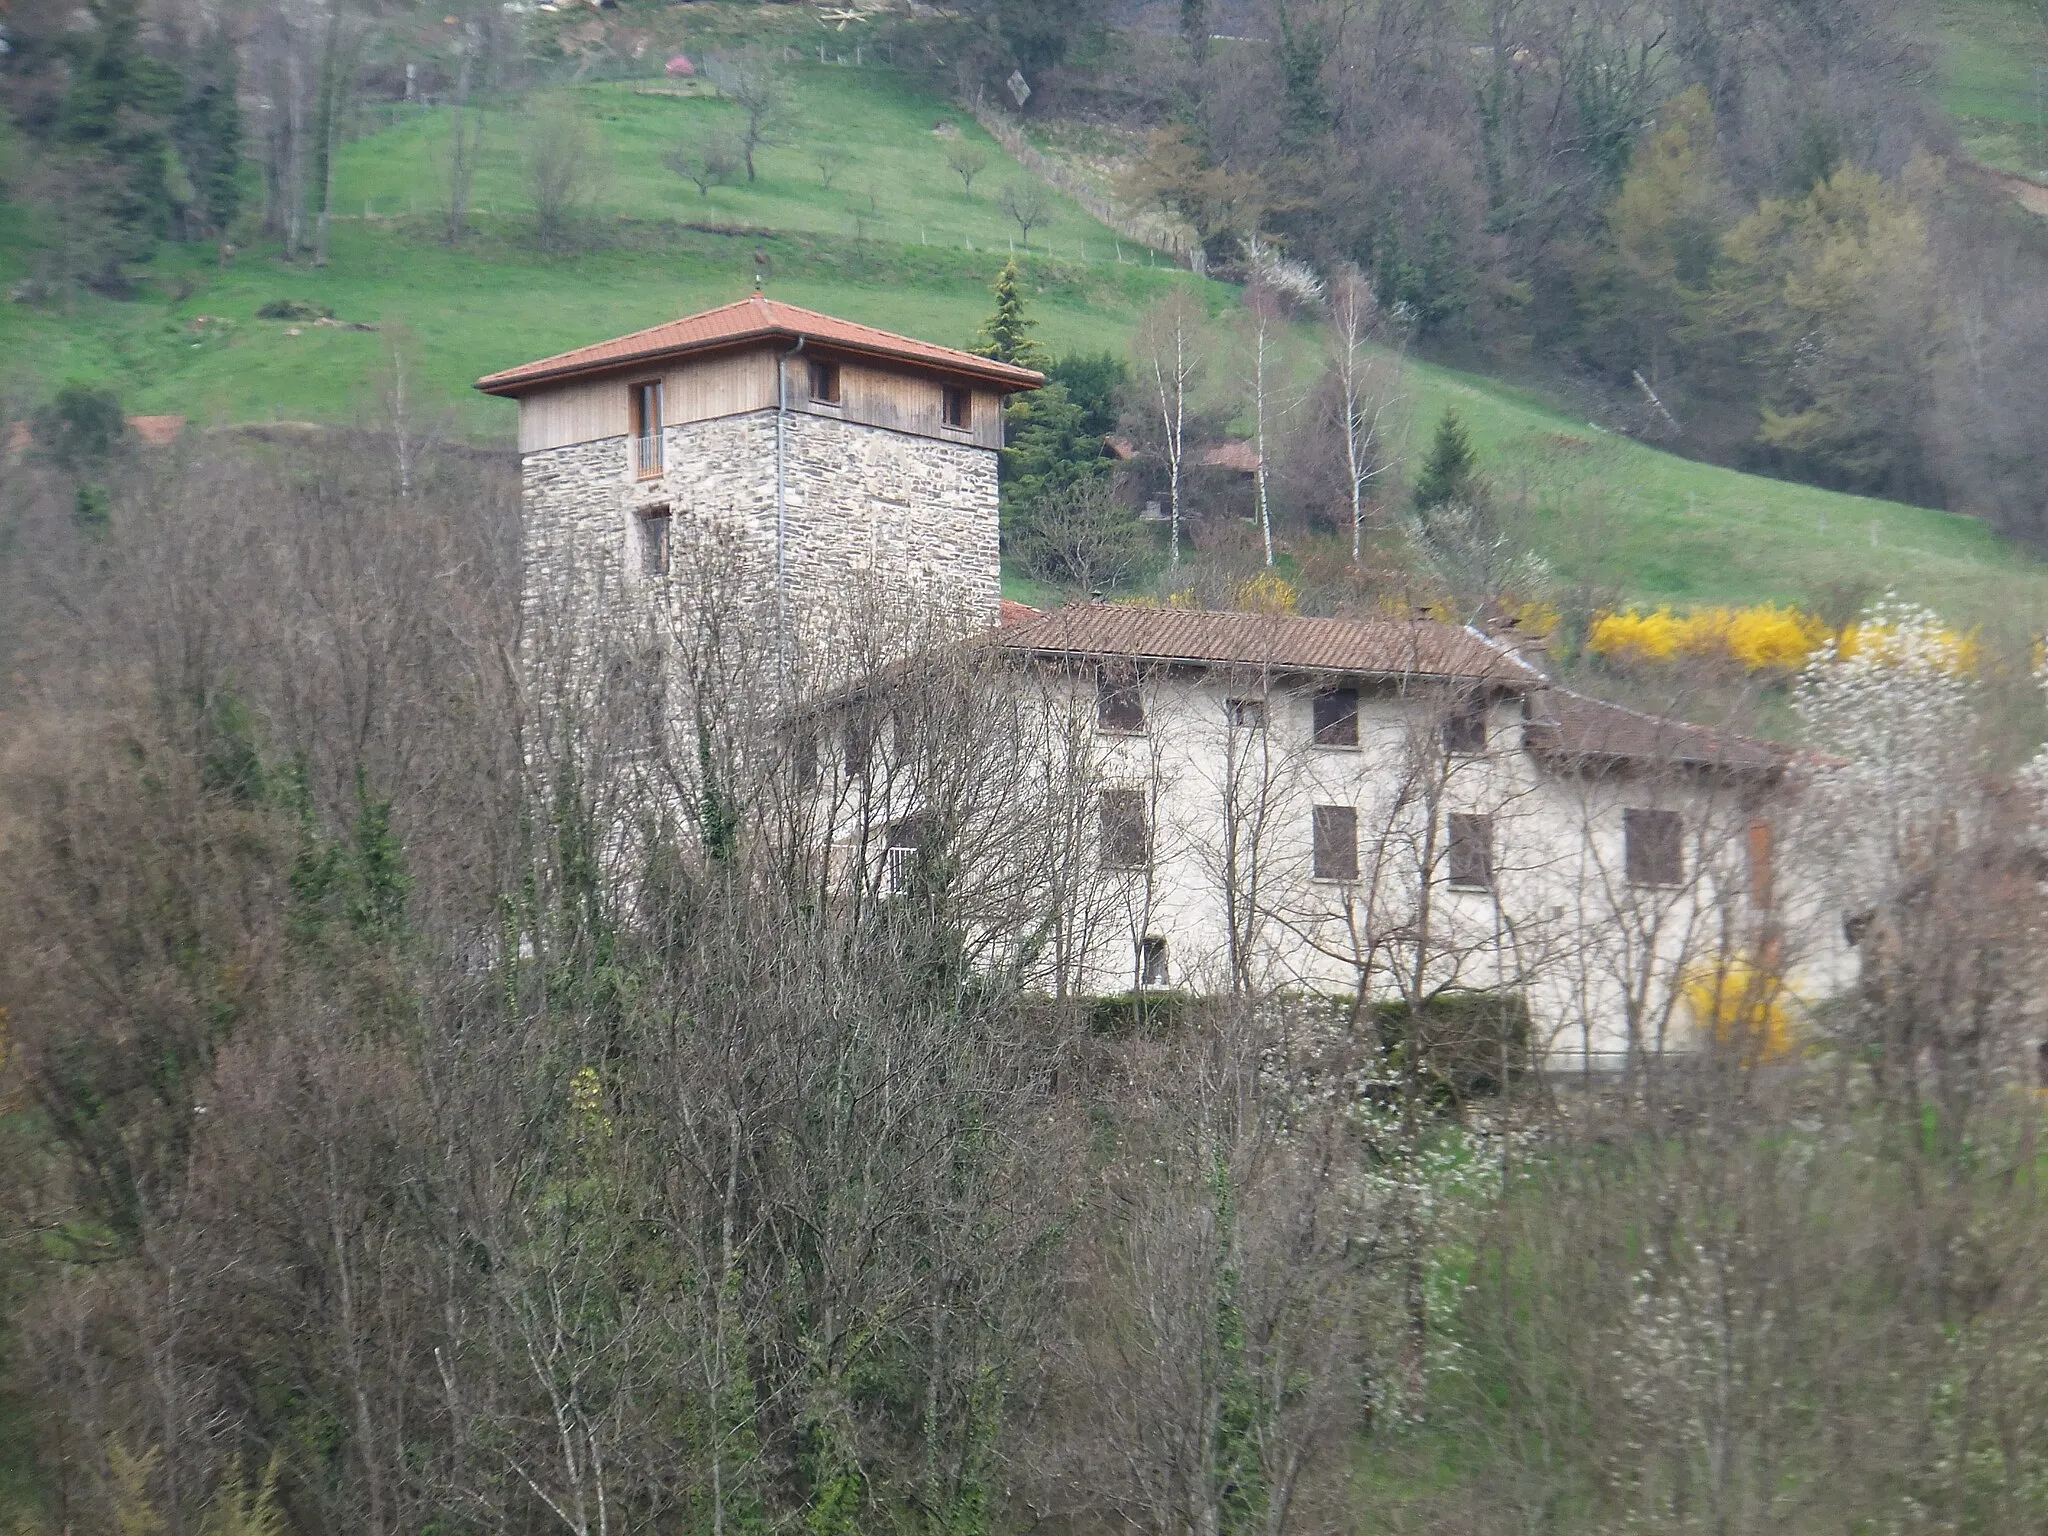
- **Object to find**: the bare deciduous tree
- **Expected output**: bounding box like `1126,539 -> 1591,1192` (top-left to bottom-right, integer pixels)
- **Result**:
999,180 -> 1053,248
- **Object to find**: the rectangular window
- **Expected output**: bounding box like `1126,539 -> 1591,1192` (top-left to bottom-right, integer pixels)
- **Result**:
639,506 -> 671,577
1225,697 -> 1267,730
1312,805 -> 1359,881
1312,686 -> 1359,748
1443,694 -> 1488,754
631,380 -> 663,478
1140,935 -> 1169,987
1099,789 -> 1149,870
886,819 -> 923,894
1447,812 -> 1494,890
808,359 -> 841,404
941,384 -> 971,429
1747,818 -> 1775,910
1625,808 -> 1684,887
845,712 -> 875,777
1097,668 -> 1145,733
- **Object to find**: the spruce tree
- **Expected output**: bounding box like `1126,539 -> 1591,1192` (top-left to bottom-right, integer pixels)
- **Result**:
1413,406 -> 1477,510
971,258 -> 1048,369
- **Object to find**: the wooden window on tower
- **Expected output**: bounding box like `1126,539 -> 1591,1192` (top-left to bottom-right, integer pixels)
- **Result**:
809,359 -> 841,404
942,384 -> 971,429
631,380 -> 663,478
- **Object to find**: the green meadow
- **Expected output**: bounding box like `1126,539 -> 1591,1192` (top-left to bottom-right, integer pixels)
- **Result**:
4,52 -> 2047,625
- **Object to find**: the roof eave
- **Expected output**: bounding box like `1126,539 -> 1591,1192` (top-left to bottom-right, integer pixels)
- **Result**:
1000,640 -> 1526,687
476,329 -> 1044,398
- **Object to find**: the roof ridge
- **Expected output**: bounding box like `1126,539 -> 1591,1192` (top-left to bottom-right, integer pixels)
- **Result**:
476,295 -> 1043,396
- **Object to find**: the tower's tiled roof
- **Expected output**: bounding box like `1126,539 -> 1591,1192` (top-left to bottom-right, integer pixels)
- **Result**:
476,294 -> 1046,396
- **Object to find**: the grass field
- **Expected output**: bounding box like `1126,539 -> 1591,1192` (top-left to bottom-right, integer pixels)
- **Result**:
1936,0 -> 2048,173
5,48 -> 2048,627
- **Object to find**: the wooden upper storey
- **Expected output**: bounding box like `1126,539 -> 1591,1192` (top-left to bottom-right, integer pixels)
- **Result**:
478,295 -> 1042,456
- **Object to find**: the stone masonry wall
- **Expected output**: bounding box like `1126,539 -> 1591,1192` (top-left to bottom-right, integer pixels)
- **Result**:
521,408 -> 1000,681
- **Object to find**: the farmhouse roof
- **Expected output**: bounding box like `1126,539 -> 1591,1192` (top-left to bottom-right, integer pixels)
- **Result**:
475,294 -> 1046,397
1526,688 -> 1791,775
996,604 -> 1546,685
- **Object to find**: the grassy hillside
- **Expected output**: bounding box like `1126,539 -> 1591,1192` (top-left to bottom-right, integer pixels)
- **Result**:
4,53 -> 2047,626
1937,0 -> 2048,174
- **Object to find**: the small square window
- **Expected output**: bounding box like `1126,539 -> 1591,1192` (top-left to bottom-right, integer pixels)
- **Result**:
809,360 -> 842,404
1626,808 -> 1684,887
1140,935 -> 1169,987
942,384 -> 971,429
639,506 -> 672,577
1225,697 -> 1267,730
1443,694 -> 1488,754
1099,789 -> 1149,869
1312,686 -> 1359,747
1312,805 -> 1358,881
1097,668 -> 1145,733
1447,812 -> 1493,890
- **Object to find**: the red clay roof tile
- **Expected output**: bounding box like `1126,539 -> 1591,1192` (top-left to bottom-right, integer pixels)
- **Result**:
995,604 -> 1544,685
475,294 -> 1045,396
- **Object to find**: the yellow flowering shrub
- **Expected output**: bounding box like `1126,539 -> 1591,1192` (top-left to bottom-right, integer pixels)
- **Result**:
1587,607 -> 1684,663
1510,597 -> 1562,638
1234,570 -> 1300,615
1590,603 -> 1871,674
1684,957 -> 1796,1064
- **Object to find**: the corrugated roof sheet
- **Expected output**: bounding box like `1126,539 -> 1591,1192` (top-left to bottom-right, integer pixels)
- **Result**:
995,604 -> 1545,684
475,294 -> 1046,396
1527,688 -> 1790,774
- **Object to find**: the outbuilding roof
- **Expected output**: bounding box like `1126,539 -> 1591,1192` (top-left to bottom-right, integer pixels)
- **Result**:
1526,688 -> 1791,774
475,294 -> 1046,397
995,604 -> 1545,685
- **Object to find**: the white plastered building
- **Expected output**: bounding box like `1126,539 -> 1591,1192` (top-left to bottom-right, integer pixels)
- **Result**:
485,300 -> 1848,1074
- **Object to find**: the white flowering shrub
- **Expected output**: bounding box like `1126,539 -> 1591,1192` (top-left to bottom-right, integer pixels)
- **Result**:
1792,597 -> 1984,913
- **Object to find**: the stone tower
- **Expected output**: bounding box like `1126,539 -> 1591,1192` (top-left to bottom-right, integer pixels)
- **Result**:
476,295 -> 1043,668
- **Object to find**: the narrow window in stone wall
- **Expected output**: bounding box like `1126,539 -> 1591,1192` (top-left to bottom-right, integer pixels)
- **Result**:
1225,697 -> 1267,729
1447,812 -> 1494,890
639,506 -> 671,577
942,384 -> 971,429
1312,805 -> 1358,880
809,360 -> 841,404
631,380 -> 663,478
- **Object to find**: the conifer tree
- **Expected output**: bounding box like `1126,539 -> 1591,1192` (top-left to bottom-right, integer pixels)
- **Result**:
971,258 -> 1049,369
1413,406 -> 1477,510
